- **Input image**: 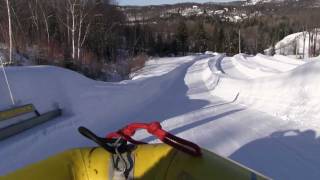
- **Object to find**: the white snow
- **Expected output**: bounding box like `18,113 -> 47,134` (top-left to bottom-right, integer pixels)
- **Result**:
207,54 -> 320,128
1,53 -> 320,179
245,0 -> 286,5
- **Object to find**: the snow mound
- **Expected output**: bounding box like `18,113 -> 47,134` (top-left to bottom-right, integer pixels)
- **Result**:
205,51 -> 219,56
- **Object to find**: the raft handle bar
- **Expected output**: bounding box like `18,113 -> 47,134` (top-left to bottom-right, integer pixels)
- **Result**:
107,122 -> 202,157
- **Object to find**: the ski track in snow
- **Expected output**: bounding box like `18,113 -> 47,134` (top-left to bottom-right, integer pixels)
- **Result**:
1,54 -> 320,179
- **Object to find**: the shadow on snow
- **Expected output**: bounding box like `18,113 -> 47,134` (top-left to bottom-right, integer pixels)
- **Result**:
230,129 -> 320,180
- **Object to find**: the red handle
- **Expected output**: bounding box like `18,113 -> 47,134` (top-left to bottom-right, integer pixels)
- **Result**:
107,122 -> 202,157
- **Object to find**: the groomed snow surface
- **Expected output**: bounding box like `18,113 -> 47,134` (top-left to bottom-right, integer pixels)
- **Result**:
1,53 -> 320,179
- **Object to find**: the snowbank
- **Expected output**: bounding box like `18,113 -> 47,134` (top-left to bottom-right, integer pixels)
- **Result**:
0,57 -> 195,174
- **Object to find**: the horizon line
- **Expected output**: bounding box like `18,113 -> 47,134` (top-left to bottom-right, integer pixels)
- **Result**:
118,0 -> 245,6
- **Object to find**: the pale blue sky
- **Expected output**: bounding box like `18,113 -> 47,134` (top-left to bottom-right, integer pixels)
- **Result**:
119,0 -> 233,6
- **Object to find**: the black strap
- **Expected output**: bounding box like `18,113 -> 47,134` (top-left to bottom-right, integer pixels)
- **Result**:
78,127 -> 129,154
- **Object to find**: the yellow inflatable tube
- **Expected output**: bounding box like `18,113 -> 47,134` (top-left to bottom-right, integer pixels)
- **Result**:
0,144 -> 269,180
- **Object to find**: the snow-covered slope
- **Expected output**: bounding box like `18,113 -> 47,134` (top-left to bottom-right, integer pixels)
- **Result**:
265,30 -> 320,58
1,53 -> 320,179
205,54 -> 320,128
245,0 -> 286,5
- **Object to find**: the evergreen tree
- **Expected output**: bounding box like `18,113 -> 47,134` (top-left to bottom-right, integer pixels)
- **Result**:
195,22 -> 207,53
217,28 -> 225,52
155,34 -> 164,56
176,20 -> 188,55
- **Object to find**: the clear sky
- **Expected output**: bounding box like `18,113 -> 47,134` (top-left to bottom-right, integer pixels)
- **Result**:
118,0 -> 233,6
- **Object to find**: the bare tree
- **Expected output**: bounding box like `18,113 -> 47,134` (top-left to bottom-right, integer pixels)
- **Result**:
76,1 -> 94,63
54,0 -> 77,61
5,0 -> 13,64
68,0 -> 76,60
313,28 -> 318,57
54,0 -> 94,62
302,31 -> 306,59
38,1 -> 52,48
308,30 -> 312,57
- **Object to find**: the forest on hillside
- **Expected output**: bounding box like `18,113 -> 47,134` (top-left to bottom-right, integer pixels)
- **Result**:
0,0 -> 319,81
123,1 -> 320,57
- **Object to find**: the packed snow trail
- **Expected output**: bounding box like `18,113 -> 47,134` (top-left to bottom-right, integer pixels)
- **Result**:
1,54 -> 320,179
133,55 -> 320,179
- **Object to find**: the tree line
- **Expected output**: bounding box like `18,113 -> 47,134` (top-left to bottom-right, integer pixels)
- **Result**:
131,9 -> 320,57
0,0 -> 127,80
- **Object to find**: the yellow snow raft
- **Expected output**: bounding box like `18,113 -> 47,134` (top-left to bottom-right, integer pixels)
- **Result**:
0,144 -> 269,180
